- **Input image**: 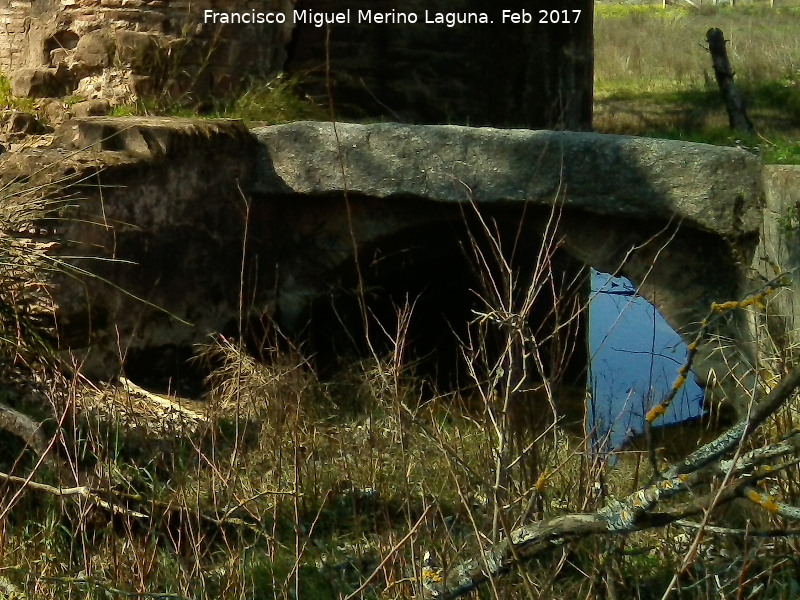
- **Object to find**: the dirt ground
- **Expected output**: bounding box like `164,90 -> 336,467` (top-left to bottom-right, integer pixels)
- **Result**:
594,96 -> 800,140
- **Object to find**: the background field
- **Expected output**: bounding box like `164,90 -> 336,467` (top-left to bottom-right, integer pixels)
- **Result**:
594,2 -> 800,162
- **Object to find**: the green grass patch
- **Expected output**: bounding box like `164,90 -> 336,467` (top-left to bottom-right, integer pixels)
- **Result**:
594,2 -> 800,162
595,4 -> 689,19
111,75 -> 328,124
0,74 -> 37,112
599,81 -> 800,116
594,4 -> 800,95
765,139 -> 800,164
596,3 -> 800,19
215,75 -> 328,124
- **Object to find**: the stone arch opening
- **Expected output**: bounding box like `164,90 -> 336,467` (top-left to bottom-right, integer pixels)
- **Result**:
298,207 -> 589,397
44,30 -> 79,65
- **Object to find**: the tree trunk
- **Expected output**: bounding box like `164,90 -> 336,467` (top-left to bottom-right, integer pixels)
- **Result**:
706,27 -> 756,135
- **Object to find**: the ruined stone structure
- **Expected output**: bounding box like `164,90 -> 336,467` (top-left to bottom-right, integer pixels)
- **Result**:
0,0 -> 593,128
288,0 -> 593,129
0,0 -> 292,104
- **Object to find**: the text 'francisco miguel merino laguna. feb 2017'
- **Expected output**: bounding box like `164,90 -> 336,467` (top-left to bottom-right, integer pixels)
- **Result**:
202,9 -> 584,27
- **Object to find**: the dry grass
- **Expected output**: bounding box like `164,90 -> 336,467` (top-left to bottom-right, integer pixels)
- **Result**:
0,271 -> 799,599
0,201 -> 609,599
594,3 -> 800,161
0,190 -> 799,599
595,5 -> 800,97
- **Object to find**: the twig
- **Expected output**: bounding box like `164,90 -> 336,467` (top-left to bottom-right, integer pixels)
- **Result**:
421,365 -> 800,599
344,503 -> 433,600
0,469 -> 149,519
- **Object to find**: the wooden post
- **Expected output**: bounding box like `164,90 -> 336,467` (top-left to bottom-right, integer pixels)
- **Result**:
706,28 -> 756,135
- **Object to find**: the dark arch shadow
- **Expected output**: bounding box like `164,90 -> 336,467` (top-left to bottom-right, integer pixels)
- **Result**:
293,204 -> 589,396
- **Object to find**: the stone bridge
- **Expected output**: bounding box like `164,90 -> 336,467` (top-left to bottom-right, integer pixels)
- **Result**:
3,116 -> 796,416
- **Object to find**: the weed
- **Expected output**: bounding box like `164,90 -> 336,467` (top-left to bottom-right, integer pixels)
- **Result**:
110,74 -> 327,125
1,196 -> 800,599
215,75 -> 328,124
0,75 -> 37,113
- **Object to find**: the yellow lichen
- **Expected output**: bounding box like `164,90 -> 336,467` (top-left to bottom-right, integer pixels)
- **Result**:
535,469 -> 552,492
746,489 -> 780,513
645,404 -> 667,422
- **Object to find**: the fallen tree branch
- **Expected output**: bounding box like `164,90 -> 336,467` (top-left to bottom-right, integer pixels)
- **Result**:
0,401 -> 49,458
666,363 -> 800,478
0,469 -> 149,518
0,467 -> 289,537
421,365 -> 800,599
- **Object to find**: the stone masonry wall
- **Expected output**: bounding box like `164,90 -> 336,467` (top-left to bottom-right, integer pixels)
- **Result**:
2,1 -> 594,133
287,0 -> 593,129
0,0 -> 293,104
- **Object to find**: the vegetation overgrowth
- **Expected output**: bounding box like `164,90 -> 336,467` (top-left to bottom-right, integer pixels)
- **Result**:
0,3 -> 799,599
0,190 -> 799,599
594,1 -> 800,163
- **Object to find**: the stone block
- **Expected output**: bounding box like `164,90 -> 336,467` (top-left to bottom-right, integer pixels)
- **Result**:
10,67 -> 61,97
115,29 -> 158,69
43,98 -> 70,124
49,47 -> 71,66
74,29 -> 115,68
3,110 -> 41,135
71,98 -> 111,116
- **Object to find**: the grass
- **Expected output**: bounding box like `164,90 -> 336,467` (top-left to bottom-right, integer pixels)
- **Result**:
1,193 -> 799,599
594,2 -> 800,162
110,75 -> 328,125
0,193 -> 627,598
0,75 -> 37,113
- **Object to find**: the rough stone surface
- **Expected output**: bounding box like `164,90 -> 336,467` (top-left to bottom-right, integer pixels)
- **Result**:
252,122 -> 763,238
71,99 -> 111,117
114,30 -> 158,69
3,111 -> 42,135
43,98 -> 71,125
0,0 -> 293,105
0,1 -> 592,129
251,121 -> 767,416
74,29 -> 115,68
53,115 -> 251,156
752,165 -> 800,347
10,67 -> 65,98
0,116 -> 258,380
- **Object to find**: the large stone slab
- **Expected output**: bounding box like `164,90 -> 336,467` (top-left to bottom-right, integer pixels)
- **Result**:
252,122 -> 763,239
251,121 -> 768,416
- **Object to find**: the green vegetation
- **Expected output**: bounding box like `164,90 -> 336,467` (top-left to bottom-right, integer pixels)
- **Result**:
0,74 -> 37,113
594,2 -> 800,162
0,189 -> 799,599
110,75 -> 327,125
215,75 -> 329,124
